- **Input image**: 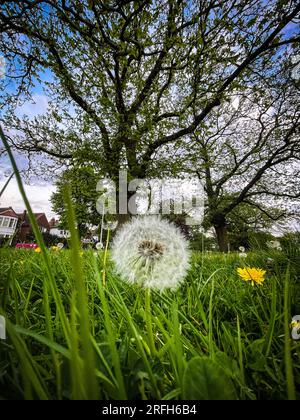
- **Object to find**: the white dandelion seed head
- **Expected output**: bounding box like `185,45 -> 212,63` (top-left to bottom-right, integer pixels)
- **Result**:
103,220 -> 118,230
239,246 -> 245,252
111,216 -> 191,291
267,240 -> 281,250
102,214 -> 119,231
239,252 -> 247,258
95,242 -> 104,250
57,243 -> 64,249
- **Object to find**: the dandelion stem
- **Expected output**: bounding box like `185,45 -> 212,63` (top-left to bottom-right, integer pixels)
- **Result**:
208,279 -> 214,356
63,185 -> 99,400
145,288 -> 156,357
99,206 -> 104,244
284,269 -> 296,400
102,228 -> 110,287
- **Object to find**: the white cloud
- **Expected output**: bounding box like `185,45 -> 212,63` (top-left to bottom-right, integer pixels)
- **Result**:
0,177 -> 56,219
16,93 -> 49,118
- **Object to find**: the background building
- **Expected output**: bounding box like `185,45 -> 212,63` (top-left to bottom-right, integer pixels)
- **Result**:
16,210 -> 50,242
0,207 -> 19,243
49,218 -> 70,239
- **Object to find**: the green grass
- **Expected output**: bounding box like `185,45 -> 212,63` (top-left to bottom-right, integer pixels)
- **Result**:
0,247 -> 299,400
1,116 -> 299,400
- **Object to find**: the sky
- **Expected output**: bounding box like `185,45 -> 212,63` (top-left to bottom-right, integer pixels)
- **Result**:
0,177 -> 56,219
0,19 -> 54,213
0,91 -> 55,219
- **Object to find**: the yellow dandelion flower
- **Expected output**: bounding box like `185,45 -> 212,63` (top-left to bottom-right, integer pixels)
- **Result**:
237,267 -> 266,286
34,247 -> 41,253
51,246 -> 59,251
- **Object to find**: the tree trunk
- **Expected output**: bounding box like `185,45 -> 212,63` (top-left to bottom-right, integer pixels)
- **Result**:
211,213 -> 229,252
214,224 -> 229,253
114,187 -> 137,229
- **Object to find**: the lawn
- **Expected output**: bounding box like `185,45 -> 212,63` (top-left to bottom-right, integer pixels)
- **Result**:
0,246 -> 299,400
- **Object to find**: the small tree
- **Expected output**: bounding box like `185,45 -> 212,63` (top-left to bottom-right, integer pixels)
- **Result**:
51,166 -> 101,237
226,202 -> 280,250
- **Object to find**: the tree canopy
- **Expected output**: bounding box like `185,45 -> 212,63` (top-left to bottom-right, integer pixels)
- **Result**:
51,165 -> 100,236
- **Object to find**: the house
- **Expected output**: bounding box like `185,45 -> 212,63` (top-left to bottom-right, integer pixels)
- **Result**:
16,210 -> 50,242
0,207 -> 19,242
49,218 -> 70,239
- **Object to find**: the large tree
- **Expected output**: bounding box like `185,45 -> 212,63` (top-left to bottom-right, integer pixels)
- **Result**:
0,1 -> 299,185
0,0 -> 299,242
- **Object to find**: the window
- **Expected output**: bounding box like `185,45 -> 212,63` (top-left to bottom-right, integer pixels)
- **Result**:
9,218 -> 16,228
0,217 -> 3,227
2,218 -> 10,227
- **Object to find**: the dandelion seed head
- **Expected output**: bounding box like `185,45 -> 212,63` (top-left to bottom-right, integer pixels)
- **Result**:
138,240 -> 165,259
267,240 -> 281,250
111,216 -> 190,290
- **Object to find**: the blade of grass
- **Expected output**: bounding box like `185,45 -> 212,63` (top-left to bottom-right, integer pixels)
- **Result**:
6,320 -> 49,400
264,277 -> 277,357
63,185 -> 99,400
93,261 -> 127,399
208,279 -> 215,356
109,281 -> 161,399
283,268 -> 296,400
237,315 -> 245,399
145,288 -> 156,357
69,290 -> 86,399
0,125 -> 70,345
43,281 -> 62,399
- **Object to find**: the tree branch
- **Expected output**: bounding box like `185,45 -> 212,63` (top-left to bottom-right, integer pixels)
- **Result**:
140,3 -> 300,167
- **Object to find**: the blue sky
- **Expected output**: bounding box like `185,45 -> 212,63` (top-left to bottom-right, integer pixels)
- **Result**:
0,68 -> 55,218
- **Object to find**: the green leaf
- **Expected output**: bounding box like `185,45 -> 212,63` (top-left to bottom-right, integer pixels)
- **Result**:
14,324 -> 70,359
182,357 -> 237,400
214,351 -> 240,379
247,339 -> 267,372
